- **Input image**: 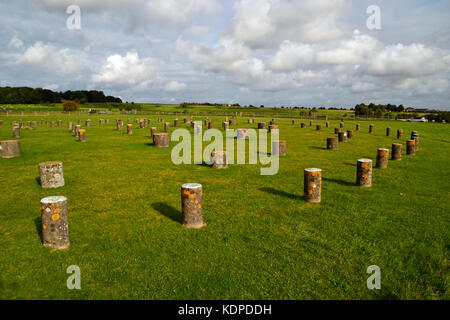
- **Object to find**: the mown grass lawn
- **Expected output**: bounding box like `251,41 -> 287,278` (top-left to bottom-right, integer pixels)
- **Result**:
0,113 -> 448,299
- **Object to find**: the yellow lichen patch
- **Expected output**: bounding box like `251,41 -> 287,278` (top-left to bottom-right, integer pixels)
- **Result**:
189,193 -> 195,199
198,204 -> 202,209
311,172 -> 316,177
54,208 -> 61,214
308,190 -> 313,195
195,200 -> 199,204
51,213 -> 60,221
43,225 -> 47,230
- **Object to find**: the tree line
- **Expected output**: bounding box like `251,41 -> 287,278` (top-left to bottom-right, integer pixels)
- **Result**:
0,86 -> 122,104
354,103 -> 405,116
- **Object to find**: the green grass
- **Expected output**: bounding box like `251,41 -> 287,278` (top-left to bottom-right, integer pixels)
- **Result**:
0,113 -> 448,299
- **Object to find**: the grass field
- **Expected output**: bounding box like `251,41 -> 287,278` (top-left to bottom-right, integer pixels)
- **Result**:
0,111 -> 449,299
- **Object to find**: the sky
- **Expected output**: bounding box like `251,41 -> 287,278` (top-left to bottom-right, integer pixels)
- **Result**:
0,0 -> 449,110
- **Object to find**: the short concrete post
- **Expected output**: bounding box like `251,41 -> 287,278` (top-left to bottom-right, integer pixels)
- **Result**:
127,124 -> 133,135
272,140 -> 286,156
13,126 -> 20,138
210,151 -> 227,169
369,124 -> 374,133
181,183 -> 204,228
258,122 -> 266,129
174,119 -> 178,127
0,140 -> 21,158
40,196 -> 69,249
164,122 -> 170,132
356,123 -> 360,131
407,140 -> 415,155
304,168 -> 321,203
397,129 -> 403,139
338,131 -> 347,142
153,133 -> 169,147
392,143 -> 402,160
39,161 -> 65,188
347,130 -> 354,138
376,148 -> 389,169
327,137 -> 338,150
78,129 -> 86,142
316,125 -> 322,130
386,127 -> 392,136
357,159 -> 372,187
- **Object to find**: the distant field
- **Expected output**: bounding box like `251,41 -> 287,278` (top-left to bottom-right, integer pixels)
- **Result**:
0,111 -> 448,299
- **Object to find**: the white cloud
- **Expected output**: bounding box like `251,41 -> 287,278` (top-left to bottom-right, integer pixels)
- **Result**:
92,51 -> 161,87
5,39 -> 87,74
165,80 -> 187,92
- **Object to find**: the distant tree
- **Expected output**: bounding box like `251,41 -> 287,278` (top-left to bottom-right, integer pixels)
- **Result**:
63,100 -> 79,111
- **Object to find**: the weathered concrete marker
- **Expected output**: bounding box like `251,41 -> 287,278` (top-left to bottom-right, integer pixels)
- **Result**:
210,151 -> 227,169
272,140 -> 286,156
40,196 -> 69,249
304,168 -> 321,203
78,129 -> 86,142
0,140 -> 21,158
327,137 -> 338,150
39,161 -> 65,188
181,183 -> 204,228
376,148 -> 389,169
407,140 -> 416,155
153,133 -> 169,147
392,143 -> 402,160
357,159 -> 372,187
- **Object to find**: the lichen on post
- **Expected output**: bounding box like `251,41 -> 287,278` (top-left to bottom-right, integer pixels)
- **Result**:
210,151 -> 227,169
407,140 -> 416,155
327,137 -> 338,150
78,129 -> 86,142
40,196 -> 69,249
181,183 -> 204,228
392,143 -> 402,160
304,168 -> 321,203
376,148 -> 389,169
357,159 -> 372,187
39,161 -> 65,188
0,140 -> 21,158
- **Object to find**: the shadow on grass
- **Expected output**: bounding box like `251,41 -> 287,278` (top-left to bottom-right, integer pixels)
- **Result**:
259,187 -> 302,200
309,146 -> 327,150
322,177 -> 354,186
35,177 -> 41,186
34,217 -> 43,243
151,202 -> 181,224
342,162 -> 356,167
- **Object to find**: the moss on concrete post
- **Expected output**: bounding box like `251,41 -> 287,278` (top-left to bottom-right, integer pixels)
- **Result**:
0,140 -> 21,158
407,140 -> 416,155
304,168 -> 321,203
181,183 -> 204,228
327,137 -> 338,150
272,140 -> 286,156
357,159 -> 372,187
153,133 -> 169,147
40,196 -> 69,249
211,151 -> 227,169
376,148 -> 389,169
39,161 -> 65,188
392,143 -> 402,160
